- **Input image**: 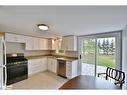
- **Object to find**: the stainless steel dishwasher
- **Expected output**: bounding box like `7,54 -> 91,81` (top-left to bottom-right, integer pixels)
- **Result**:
57,59 -> 66,78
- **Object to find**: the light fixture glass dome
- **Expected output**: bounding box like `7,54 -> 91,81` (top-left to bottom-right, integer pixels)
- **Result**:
37,24 -> 49,30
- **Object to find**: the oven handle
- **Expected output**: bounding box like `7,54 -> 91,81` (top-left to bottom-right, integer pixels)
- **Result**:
3,40 -> 6,65
7,64 -> 28,68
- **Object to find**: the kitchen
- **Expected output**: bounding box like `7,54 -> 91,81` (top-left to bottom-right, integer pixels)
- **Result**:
0,6 -> 127,90
0,32 -> 79,89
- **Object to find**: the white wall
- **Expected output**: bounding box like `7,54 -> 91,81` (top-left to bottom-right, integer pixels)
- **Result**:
122,25 -> 127,89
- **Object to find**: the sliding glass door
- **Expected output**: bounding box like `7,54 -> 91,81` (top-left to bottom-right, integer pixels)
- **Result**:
80,37 -> 96,76
96,37 -> 116,75
78,32 -> 122,76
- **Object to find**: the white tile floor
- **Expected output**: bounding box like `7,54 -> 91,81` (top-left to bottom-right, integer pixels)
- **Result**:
10,71 -> 68,90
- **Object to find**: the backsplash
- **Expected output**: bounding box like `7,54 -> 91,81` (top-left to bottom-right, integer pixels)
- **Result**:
51,50 -> 78,58
6,42 -> 50,56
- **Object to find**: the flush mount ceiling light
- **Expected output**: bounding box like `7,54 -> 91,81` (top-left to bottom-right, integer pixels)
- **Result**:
37,24 -> 49,30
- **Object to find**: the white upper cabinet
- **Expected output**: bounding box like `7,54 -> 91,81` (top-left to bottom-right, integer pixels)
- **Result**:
25,37 -> 48,50
33,37 -> 40,50
51,39 -> 57,50
61,35 -> 77,51
39,38 -> 48,50
25,36 -> 34,50
5,33 -> 26,43
5,33 -> 48,50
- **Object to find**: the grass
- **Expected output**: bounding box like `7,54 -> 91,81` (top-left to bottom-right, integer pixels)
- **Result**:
82,54 -> 115,68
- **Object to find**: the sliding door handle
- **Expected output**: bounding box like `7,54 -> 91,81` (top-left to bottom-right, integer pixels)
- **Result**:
80,55 -> 82,59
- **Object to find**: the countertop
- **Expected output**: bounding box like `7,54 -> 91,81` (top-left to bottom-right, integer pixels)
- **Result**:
26,55 -> 49,59
57,57 -> 78,62
25,54 -> 78,61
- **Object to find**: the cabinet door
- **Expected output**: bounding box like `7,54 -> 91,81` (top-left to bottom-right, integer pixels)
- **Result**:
66,61 -> 78,79
61,36 -> 77,51
51,40 -> 56,50
26,37 -> 48,50
66,62 -> 72,79
40,39 -> 48,50
71,60 -> 78,78
28,60 -> 35,76
41,58 -> 47,71
16,35 -> 26,43
61,37 -> 68,50
47,58 -> 57,73
66,36 -> 73,50
52,59 -> 57,73
25,37 -> 34,50
33,37 -> 40,50
5,33 -> 18,42
43,39 -> 48,50
39,39 -> 44,50
47,58 -> 52,71
28,58 -> 47,76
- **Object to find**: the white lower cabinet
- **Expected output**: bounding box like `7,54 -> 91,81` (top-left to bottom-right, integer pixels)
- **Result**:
47,58 -> 52,72
66,60 -> 78,79
52,59 -> 57,73
28,58 -> 47,76
28,56 -> 78,78
41,58 -> 47,71
47,57 -> 57,73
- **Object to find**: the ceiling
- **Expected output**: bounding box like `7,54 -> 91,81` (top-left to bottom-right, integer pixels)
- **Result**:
0,6 -> 127,38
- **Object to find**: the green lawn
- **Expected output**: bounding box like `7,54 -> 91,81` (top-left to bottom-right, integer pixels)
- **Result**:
82,54 -> 115,68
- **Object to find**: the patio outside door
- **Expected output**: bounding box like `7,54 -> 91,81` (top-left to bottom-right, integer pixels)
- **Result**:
78,32 -> 122,76
81,37 -> 96,76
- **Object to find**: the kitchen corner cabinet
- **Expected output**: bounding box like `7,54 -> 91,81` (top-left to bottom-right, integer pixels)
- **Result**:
51,38 -> 62,50
47,57 -> 57,73
61,35 -> 77,51
28,58 -> 47,76
66,60 -> 78,79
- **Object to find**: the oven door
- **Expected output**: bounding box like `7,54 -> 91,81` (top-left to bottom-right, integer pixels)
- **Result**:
7,63 -> 28,85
